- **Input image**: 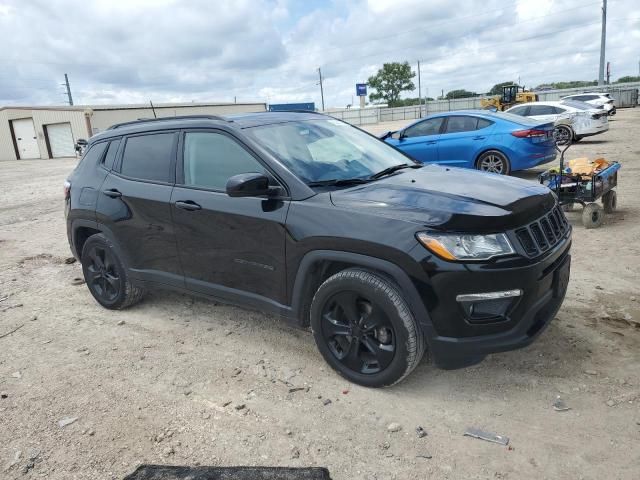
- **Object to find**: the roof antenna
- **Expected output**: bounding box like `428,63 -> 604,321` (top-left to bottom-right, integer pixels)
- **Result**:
149,100 -> 157,118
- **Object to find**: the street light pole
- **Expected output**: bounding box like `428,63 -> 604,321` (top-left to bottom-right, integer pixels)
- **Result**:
318,67 -> 325,111
598,0 -> 607,86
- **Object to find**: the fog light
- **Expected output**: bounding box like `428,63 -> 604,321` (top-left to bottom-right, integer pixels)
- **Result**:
456,289 -> 522,324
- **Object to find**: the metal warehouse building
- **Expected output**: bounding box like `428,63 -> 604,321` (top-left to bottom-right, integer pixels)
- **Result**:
0,101 -> 266,161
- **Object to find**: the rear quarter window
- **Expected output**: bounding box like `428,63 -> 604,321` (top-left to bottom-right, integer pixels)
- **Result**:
120,133 -> 176,183
74,141 -> 108,175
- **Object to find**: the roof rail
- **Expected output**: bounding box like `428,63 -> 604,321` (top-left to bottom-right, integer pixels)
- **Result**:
268,109 -> 324,115
107,115 -> 227,130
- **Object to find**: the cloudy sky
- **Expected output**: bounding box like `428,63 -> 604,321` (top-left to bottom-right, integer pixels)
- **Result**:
1,0 -> 638,108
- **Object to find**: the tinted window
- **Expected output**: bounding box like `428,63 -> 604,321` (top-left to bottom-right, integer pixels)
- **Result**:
570,95 -> 586,101
560,100 -> 593,110
120,133 -> 175,182
507,106 -> 528,116
477,118 -> 493,129
583,95 -> 598,101
102,139 -> 121,170
444,116 -> 479,134
528,105 -> 557,116
183,132 -> 265,190
78,141 -> 108,168
554,106 -> 567,114
404,117 -> 444,137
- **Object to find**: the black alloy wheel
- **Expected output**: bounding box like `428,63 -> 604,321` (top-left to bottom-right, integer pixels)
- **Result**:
320,291 -> 395,375
85,245 -> 121,303
310,269 -> 425,387
80,233 -> 144,310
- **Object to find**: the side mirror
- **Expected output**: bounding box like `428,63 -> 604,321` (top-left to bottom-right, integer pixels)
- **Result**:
226,173 -> 271,198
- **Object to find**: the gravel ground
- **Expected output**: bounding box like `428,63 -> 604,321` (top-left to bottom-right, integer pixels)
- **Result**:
1,109 -> 639,479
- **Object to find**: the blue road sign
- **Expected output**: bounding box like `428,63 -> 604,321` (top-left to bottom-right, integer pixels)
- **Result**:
356,84 -> 367,96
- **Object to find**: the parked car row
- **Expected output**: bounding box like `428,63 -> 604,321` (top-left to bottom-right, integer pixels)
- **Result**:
380,98 -> 611,175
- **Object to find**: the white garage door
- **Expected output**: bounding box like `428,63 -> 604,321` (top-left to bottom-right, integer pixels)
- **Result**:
47,123 -> 75,158
12,118 -> 40,159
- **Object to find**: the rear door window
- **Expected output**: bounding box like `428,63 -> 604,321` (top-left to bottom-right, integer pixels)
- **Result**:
443,116 -> 479,134
120,132 -> 176,183
507,106 -> 529,116
528,105 -> 557,116
403,117 -> 444,138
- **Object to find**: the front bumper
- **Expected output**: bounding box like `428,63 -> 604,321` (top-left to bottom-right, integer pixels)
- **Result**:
413,231 -> 571,369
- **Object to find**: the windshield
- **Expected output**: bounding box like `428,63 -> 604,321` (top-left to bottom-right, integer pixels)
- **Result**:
560,100 -> 597,110
245,118 -> 414,184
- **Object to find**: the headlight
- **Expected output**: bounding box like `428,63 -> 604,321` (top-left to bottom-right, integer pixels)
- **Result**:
416,232 -> 515,261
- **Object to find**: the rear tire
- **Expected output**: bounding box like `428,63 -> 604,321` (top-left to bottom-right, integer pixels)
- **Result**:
81,233 -> 144,309
310,269 -> 425,388
602,190 -> 617,213
476,150 -> 511,175
553,125 -> 573,145
582,203 -> 603,229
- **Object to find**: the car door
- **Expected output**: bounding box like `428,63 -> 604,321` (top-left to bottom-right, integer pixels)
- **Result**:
96,131 -> 183,286
171,129 -> 289,305
526,104 -> 559,123
436,116 -> 494,167
388,117 -> 444,163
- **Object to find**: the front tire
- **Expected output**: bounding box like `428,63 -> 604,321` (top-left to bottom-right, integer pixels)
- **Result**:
81,233 -> 144,309
476,150 -> 511,175
310,269 -> 425,387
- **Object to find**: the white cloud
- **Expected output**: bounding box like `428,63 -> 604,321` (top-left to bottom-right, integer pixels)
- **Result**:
0,0 -> 637,109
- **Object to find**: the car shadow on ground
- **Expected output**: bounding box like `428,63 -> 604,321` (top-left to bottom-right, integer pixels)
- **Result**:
142,291 -> 592,392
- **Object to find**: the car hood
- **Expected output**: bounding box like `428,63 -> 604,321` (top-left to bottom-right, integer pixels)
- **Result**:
330,165 -> 556,232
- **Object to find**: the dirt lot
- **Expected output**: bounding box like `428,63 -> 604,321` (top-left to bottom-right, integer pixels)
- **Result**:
1,109 -> 639,480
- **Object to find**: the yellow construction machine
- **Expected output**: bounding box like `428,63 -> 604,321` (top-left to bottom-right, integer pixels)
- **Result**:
480,84 -> 538,111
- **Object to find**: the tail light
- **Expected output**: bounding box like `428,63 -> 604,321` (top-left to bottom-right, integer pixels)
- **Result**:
511,129 -> 547,138
511,129 -> 549,143
63,180 -> 71,200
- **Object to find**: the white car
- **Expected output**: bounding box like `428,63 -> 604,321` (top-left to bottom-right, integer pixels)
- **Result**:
505,100 -> 609,142
561,92 -> 616,115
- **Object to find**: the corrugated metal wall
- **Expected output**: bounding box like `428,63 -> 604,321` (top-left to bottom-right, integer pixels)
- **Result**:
329,85 -> 640,126
1,103 -> 267,161
0,108 -> 87,161
89,103 -> 267,133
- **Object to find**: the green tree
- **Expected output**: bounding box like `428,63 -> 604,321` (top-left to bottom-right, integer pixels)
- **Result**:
488,81 -> 515,95
367,62 -> 416,106
445,89 -> 477,99
617,76 -> 640,83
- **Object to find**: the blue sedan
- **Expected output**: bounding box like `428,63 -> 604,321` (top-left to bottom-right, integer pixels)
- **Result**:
381,110 -> 557,175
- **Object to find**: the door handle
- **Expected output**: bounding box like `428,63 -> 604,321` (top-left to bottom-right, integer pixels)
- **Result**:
473,136 -> 486,140
102,189 -> 122,198
426,141 -> 437,145
174,200 -> 202,211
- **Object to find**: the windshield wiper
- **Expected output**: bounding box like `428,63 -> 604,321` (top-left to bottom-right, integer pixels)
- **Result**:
369,163 -> 421,180
307,178 -> 371,187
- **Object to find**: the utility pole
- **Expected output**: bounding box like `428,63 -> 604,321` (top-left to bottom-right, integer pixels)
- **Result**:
598,0 -> 607,86
417,60 -> 422,118
63,73 -> 73,105
317,67 -> 325,111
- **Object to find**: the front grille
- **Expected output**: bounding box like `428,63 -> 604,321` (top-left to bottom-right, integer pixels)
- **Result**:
514,206 -> 569,257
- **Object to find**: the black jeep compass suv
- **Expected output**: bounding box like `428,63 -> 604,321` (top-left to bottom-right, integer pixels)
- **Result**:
65,112 -> 571,387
